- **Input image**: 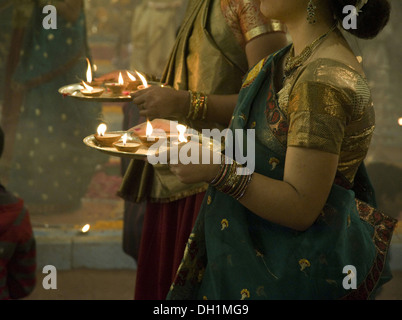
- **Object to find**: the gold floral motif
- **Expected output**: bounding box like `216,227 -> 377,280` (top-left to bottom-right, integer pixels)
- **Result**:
269,157 -> 280,170
299,258 -> 311,271
240,289 -> 250,300
198,268 -> 205,283
256,286 -> 266,297
326,279 -> 338,286
203,296 -> 208,300
255,249 -> 263,257
221,219 -> 229,230
347,214 -> 351,227
207,195 -> 212,205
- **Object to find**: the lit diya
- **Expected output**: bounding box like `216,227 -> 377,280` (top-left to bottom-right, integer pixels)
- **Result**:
80,81 -> 104,97
125,71 -> 142,91
80,58 -> 104,96
105,72 -> 126,95
135,71 -> 149,90
137,120 -> 166,147
94,123 -> 122,147
113,133 -> 141,152
171,124 -> 189,146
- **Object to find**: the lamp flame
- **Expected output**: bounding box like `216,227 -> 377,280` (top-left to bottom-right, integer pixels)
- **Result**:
82,81 -> 94,92
122,133 -> 128,145
97,123 -> 107,136
118,72 -> 124,85
126,71 -> 136,81
81,224 -> 90,233
136,71 -> 148,88
86,58 -> 92,83
398,117 -> 402,126
177,124 -> 187,143
146,120 -> 153,137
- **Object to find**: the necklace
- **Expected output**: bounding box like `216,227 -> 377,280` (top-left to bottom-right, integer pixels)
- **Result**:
284,23 -> 338,79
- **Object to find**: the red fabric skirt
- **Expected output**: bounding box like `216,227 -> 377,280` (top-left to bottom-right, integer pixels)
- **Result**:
134,192 -> 206,300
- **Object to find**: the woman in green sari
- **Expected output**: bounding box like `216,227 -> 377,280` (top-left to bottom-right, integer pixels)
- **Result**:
166,0 -> 397,299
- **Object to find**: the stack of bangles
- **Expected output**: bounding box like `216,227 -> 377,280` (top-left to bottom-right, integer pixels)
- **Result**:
209,154 -> 253,201
187,91 -> 208,120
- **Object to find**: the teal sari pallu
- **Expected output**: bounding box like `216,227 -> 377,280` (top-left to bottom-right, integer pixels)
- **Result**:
168,47 -> 397,300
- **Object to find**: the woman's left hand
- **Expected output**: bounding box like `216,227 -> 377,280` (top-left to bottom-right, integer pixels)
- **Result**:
166,141 -> 221,184
132,86 -> 189,119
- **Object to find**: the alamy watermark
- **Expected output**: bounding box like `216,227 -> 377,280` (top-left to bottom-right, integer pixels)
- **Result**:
343,265 -> 357,290
42,5 -> 57,30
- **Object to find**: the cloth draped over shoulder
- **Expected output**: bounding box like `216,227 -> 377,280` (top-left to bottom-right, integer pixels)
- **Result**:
119,0 -> 286,203
167,46 -> 398,300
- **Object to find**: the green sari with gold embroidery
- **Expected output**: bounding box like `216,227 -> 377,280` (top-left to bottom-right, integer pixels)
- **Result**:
167,46 -> 397,300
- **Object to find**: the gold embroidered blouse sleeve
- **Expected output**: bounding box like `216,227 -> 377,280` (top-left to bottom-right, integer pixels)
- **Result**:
221,0 -> 286,47
287,81 -> 351,155
284,58 -> 375,183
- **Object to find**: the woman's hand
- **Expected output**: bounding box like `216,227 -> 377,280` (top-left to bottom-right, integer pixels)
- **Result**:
131,86 -> 189,119
167,141 -> 221,184
94,70 -> 131,83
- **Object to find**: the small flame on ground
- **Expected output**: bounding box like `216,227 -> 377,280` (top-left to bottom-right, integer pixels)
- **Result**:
81,224 -> 90,233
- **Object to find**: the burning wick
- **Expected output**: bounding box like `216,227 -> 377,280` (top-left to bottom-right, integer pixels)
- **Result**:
177,124 -> 187,143
127,71 -> 136,82
125,71 -> 141,92
122,133 -> 128,145
118,72 -> 124,86
86,58 -> 92,83
97,123 -> 107,136
113,132 -> 141,152
95,123 -> 121,147
137,120 -> 161,146
80,58 -> 104,96
146,120 -> 153,137
136,71 -> 148,90
105,72 -> 126,95
172,124 -> 188,146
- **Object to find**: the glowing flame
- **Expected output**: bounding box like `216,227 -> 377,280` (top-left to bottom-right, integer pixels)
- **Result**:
118,72 -> 124,85
86,58 -> 92,83
136,71 -> 148,88
97,123 -> 107,136
126,71 -> 136,81
82,81 -> 94,92
177,124 -> 187,143
398,117 -> 402,126
122,133 -> 128,145
81,224 -> 90,233
146,120 -> 153,137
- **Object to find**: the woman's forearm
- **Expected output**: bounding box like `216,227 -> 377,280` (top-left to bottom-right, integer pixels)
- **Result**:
238,173 -> 314,231
205,94 -> 238,126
